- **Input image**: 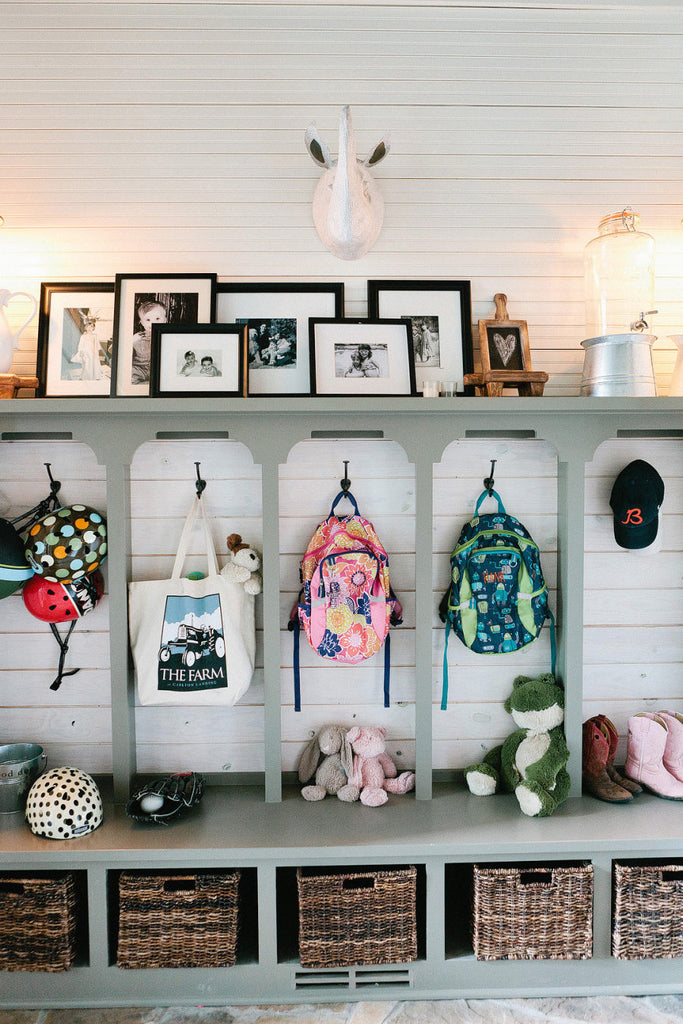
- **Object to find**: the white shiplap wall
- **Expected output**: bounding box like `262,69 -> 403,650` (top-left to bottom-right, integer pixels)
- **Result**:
0,1 -> 681,777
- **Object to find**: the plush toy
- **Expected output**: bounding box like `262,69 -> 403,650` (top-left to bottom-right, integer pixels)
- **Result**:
297,724 -> 359,802
464,673 -> 570,817
221,533 -> 262,595
346,725 -> 416,807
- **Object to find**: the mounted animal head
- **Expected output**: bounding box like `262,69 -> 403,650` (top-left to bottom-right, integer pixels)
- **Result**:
305,105 -> 390,261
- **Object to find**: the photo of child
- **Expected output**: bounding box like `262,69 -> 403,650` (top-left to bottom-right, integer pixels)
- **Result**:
130,292 -> 199,385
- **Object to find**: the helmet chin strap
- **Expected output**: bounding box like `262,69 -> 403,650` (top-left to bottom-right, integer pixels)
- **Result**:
48,620 -> 80,691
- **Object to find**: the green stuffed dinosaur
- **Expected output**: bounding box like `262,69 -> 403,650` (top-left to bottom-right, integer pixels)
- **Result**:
464,673 -> 570,817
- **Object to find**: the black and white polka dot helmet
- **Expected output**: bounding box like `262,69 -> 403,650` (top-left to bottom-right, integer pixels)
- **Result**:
25,766 -> 103,839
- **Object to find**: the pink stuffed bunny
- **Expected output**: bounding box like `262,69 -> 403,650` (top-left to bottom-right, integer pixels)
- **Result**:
346,726 -> 415,807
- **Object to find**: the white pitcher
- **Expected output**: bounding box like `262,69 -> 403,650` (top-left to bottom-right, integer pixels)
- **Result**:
0,289 -> 38,373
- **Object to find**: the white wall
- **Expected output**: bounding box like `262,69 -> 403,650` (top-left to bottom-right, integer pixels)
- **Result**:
0,1 -> 681,777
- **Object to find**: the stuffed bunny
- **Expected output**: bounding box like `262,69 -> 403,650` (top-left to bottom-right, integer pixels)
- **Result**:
347,725 -> 415,807
221,533 -> 262,595
297,724 -> 359,802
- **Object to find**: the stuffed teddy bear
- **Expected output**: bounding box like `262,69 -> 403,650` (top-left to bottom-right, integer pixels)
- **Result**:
297,724 -> 359,802
464,673 -> 570,817
346,725 -> 416,807
221,533 -> 262,595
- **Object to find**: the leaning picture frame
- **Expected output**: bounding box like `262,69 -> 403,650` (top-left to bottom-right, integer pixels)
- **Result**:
367,280 -> 474,394
111,272 -> 217,397
36,282 -> 115,398
478,297 -> 532,374
216,282 -> 344,395
309,318 -> 416,397
150,323 -> 246,399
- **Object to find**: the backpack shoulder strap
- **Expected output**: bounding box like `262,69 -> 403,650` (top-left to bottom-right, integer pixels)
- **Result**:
474,488 -> 506,516
329,489 -> 360,518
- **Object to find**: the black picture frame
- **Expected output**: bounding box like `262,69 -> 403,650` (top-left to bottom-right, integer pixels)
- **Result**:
36,282 -> 116,398
309,317 -> 417,397
367,279 -> 474,395
111,272 -> 217,397
216,282 -> 344,395
150,323 -> 246,398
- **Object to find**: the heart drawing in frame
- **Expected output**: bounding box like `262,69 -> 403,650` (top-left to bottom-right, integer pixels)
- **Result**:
493,332 -> 517,367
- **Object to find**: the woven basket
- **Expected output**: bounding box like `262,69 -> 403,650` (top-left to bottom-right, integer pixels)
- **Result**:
297,866 -> 418,969
613,862 -> 683,960
0,874 -> 78,972
472,863 -> 593,960
116,870 -> 240,969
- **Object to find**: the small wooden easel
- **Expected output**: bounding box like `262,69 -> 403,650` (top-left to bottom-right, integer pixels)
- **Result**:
465,293 -> 548,397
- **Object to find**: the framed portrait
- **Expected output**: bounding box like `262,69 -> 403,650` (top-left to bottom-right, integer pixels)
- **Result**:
216,282 -> 344,395
111,273 -> 217,397
309,318 -> 416,397
36,282 -> 115,398
150,323 -> 246,398
367,280 -> 474,394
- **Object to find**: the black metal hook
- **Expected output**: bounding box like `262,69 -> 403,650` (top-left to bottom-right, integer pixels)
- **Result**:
194,462 -> 206,500
340,460 -> 351,494
483,459 -> 497,496
45,463 -> 61,501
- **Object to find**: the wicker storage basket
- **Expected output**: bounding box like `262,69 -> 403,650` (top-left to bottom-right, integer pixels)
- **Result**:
613,862 -> 683,960
297,866 -> 418,969
472,863 -> 593,961
116,870 -> 240,969
0,874 -> 78,972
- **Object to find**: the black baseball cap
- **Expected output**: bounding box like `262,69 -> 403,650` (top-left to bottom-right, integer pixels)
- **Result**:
609,460 -> 665,549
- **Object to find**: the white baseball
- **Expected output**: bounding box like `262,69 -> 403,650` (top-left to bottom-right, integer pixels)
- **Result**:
139,793 -> 164,813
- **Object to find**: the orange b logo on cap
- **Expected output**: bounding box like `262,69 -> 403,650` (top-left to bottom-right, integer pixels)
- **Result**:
621,508 -> 643,525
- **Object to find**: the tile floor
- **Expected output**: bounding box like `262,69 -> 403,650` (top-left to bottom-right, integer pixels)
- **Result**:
1,999 -> 683,1024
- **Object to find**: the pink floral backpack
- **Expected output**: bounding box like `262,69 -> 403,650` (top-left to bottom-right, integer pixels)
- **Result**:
288,489 -> 403,711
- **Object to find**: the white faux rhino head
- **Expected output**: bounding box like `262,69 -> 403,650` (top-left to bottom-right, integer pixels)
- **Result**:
305,105 -> 390,261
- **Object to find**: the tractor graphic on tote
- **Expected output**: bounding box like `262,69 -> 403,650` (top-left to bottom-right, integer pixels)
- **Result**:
159,619 -> 225,667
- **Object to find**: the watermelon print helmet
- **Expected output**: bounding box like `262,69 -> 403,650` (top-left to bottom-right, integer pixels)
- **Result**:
0,517 -> 33,599
24,504 -> 107,583
23,570 -> 104,623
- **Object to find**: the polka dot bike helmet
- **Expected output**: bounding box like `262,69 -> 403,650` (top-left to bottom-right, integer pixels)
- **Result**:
25,504 -> 107,583
23,569 -> 104,623
25,766 -> 103,839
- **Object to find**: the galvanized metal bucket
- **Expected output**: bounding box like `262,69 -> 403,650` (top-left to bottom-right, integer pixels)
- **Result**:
0,743 -> 47,813
580,334 -> 656,397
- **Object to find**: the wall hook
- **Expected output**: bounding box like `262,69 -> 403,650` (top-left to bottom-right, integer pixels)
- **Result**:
195,462 -> 207,500
483,459 -> 497,496
44,462 -> 61,500
340,460 -> 351,493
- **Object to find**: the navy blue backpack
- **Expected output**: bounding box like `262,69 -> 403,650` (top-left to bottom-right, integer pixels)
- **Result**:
438,488 -> 555,709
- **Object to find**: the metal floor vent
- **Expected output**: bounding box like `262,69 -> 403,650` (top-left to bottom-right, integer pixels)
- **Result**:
294,966 -> 413,990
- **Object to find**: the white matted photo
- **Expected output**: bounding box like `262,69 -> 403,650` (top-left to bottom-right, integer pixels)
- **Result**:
310,318 -> 416,396
150,324 -> 246,398
112,273 -> 216,397
216,283 -> 344,395
367,280 -> 474,394
36,283 -> 115,398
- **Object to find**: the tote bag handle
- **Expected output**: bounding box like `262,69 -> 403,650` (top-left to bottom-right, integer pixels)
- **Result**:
171,497 -> 220,579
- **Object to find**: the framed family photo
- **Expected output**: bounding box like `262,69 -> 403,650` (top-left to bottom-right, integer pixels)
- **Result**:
367,280 -> 474,394
309,318 -> 416,397
36,282 -> 115,398
111,273 -> 217,396
150,323 -> 246,398
216,282 -> 344,395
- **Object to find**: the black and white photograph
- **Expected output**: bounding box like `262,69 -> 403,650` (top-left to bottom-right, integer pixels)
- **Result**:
367,280 -> 473,393
36,283 -> 115,398
112,273 -> 216,396
310,318 -> 416,396
246,318 -> 297,369
150,323 -> 245,398
216,282 -> 343,395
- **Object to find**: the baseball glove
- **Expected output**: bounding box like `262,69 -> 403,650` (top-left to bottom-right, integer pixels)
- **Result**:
126,771 -> 205,825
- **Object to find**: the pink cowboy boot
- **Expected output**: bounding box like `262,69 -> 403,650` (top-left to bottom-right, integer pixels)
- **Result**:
624,713 -> 683,800
658,710 -> 683,783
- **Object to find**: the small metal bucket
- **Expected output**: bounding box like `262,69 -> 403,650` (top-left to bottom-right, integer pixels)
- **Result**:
0,743 -> 47,813
580,334 -> 656,397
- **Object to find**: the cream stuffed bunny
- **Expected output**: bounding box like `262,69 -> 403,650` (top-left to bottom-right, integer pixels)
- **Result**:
221,533 -> 262,595
297,724 -> 359,802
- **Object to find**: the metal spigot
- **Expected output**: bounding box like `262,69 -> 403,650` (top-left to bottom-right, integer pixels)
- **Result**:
630,310 -> 658,333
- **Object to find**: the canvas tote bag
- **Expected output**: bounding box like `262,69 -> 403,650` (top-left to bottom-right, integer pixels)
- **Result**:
128,497 -> 255,706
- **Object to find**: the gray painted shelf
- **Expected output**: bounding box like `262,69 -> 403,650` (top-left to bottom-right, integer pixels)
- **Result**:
0,396 -> 681,1006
